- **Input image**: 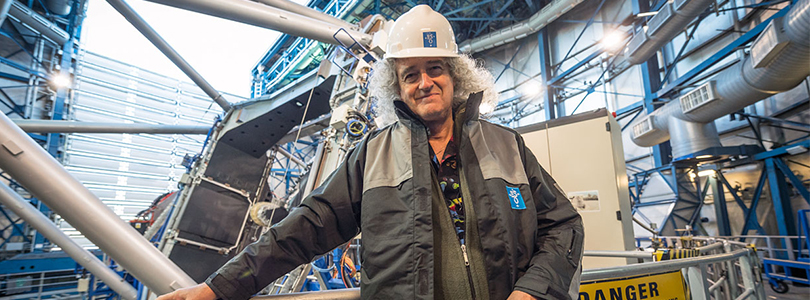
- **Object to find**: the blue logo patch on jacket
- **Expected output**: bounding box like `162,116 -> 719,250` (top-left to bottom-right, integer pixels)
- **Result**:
423,32 -> 437,48
506,186 -> 526,209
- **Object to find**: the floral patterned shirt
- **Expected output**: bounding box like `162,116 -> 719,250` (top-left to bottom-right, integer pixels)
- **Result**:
429,137 -> 466,245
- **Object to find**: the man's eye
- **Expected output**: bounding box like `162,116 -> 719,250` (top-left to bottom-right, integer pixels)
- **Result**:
428,66 -> 444,76
404,73 -> 418,83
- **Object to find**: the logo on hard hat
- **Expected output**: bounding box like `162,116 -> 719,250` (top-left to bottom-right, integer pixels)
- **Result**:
423,32 -> 437,48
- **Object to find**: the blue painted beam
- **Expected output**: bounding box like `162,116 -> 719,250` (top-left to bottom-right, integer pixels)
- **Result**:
741,168 -> 768,236
774,158 -> 810,204
555,0 -> 607,73
549,49 -> 603,85
0,56 -> 49,79
765,158 -> 796,236
538,29 -> 556,120
753,140 -> 810,160
443,0 -> 494,17
473,0 -> 514,36
0,71 -> 29,83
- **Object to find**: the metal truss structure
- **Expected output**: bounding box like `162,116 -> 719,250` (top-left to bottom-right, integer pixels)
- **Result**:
1,0 -> 86,257
253,0 -> 551,97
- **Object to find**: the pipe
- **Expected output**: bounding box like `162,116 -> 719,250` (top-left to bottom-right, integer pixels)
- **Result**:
251,288 -> 360,300
626,0 -> 715,65
459,0 -> 585,53
0,0 -> 12,26
632,216 -> 657,234
0,184 -> 139,300
666,118 -> 722,158
581,248 -> 752,281
252,0 -> 352,28
274,145 -> 307,168
631,0 -> 810,152
144,0 -> 371,47
7,1 -> 70,45
14,120 -> 210,134
0,113 -> 197,294
583,250 -> 653,259
44,0 -> 72,15
105,0 -> 232,112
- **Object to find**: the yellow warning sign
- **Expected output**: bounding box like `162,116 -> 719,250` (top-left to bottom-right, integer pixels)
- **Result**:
578,270 -> 688,300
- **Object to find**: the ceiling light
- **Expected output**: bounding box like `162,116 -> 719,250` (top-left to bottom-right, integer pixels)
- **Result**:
52,74 -> 71,88
519,83 -> 544,99
601,31 -> 627,52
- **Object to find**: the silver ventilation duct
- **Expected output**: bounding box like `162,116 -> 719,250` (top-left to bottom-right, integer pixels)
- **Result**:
626,0 -> 715,65
7,0 -> 69,45
459,0 -> 584,53
144,0 -> 372,47
0,0 -> 12,26
44,0 -> 71,15
631,0 -> 810,158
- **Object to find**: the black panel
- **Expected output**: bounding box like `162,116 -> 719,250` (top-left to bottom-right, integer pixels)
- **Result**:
176,181 -> 250,245
220,76 -> 336,158
168,243 -> 234,283
204,142 -> 268,194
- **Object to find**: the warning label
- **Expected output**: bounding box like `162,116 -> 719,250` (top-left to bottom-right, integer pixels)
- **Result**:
578,270 -> 688,300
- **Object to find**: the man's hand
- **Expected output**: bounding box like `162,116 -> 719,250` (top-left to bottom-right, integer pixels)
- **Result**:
507,290 -> 539,300
155,283 -> 217,300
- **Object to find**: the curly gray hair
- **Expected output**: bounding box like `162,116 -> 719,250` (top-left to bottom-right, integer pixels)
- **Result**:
367,55 -> 497,127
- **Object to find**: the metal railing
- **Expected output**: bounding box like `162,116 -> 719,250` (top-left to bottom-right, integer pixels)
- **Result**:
582,247 -> 764,300
0,269 -> 80,300
248,237 -> 766,300
656,235 -> 808,261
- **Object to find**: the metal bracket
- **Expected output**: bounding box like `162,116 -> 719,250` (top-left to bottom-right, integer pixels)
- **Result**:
2,140 -> 23,156
199,176 -> 250,199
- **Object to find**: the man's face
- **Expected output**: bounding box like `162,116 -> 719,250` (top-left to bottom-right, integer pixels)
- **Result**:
395,57 -> 454,123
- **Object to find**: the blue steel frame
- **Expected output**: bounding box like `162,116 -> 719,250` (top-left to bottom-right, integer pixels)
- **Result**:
0,0 -> 86,254
267,139 -> 320,200
252,0 -> 361,97
617,0 -> 809,240
630,140 -> 810,237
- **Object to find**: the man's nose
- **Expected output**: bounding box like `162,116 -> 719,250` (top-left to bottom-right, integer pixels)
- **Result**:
418,72 -> 434,90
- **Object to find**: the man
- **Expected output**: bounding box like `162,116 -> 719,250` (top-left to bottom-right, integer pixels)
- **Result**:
158,5 -> 583,300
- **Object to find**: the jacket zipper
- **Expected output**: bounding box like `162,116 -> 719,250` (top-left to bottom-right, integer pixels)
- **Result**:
461,243 -> 477,299
457,158 -> 477,300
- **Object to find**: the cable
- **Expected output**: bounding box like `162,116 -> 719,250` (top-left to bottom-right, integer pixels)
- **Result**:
270,85 -> 317,227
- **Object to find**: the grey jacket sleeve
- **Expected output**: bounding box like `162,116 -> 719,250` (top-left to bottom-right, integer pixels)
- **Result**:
205,141 -> 366,300
513,134 -> 585,300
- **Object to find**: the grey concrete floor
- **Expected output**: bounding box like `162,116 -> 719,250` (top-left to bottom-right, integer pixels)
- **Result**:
764,283 -> 810,300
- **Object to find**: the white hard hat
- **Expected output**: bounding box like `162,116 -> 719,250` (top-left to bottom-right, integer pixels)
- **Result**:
385,5 -> 459,58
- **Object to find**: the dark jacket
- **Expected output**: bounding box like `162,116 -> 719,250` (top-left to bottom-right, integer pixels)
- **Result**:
206,92 -> 584,299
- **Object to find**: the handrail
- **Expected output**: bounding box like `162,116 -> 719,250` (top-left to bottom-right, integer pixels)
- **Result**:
242,238 -> 763,300
252,288 -> 360,300
581,248 -> 753,281
583,250 -> 653,259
